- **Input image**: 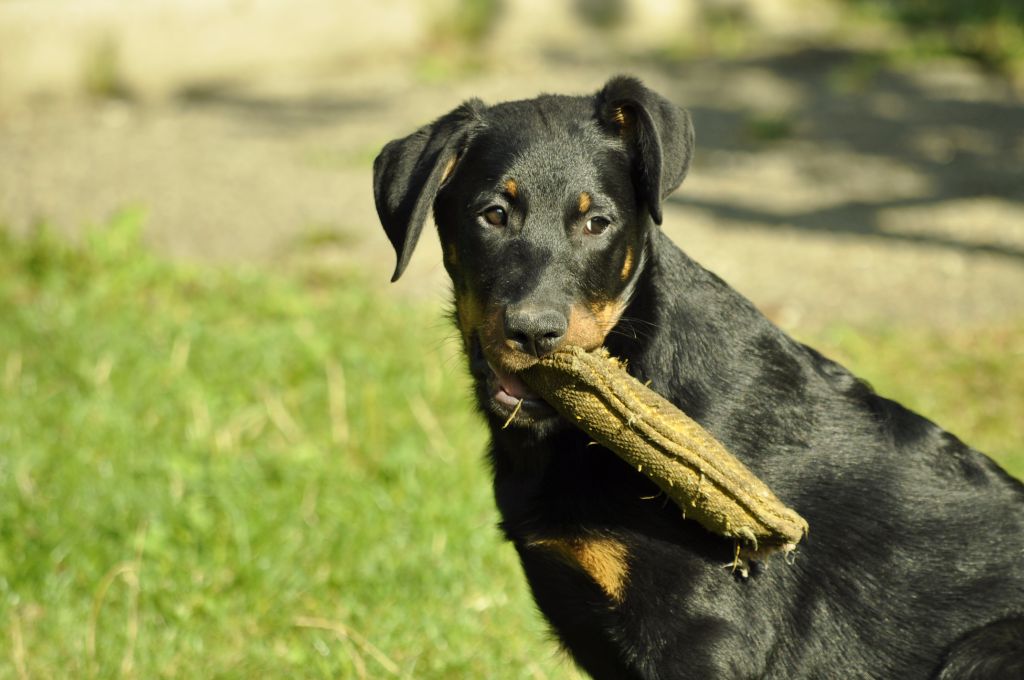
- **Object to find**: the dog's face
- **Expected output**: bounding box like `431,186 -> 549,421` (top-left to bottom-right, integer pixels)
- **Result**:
435,102 -> 648,426
374,77 -> 694,427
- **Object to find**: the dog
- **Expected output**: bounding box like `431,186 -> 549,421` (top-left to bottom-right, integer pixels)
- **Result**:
373,76 -> 1024,679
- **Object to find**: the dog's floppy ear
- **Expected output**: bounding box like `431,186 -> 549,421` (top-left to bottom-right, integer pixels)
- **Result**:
373,100 -> 484,281
596,76 -> 694,225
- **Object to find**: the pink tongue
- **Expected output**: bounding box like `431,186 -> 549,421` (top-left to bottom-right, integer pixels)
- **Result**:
491,364 -> 536,399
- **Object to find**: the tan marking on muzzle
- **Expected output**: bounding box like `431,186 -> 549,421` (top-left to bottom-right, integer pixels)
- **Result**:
565,299 -> 628,350
460,296 -> 626,374
455,295 -> 539,373
454,290 -> 485,350
620,245 -> 634,283
492,320 -> 542,372
528,535 -> 630,603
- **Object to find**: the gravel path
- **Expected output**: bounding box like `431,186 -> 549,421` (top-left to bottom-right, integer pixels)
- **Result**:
2,49 -> 1022,330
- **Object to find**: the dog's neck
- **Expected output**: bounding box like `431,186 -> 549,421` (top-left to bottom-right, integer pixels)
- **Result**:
608,231 -> 770,419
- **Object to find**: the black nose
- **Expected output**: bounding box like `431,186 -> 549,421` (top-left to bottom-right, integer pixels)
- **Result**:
503,306 -> 568,358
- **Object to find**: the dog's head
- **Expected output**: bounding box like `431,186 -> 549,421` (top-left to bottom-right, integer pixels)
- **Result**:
374,76 -> 693,426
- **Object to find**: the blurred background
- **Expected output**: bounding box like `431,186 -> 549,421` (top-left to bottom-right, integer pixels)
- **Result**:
3,0 -> 1024,325
1,0 -> 1022,677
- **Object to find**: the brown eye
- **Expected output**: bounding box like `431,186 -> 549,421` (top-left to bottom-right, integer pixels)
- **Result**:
584,216 -> 611,235
481,206 -> 508,227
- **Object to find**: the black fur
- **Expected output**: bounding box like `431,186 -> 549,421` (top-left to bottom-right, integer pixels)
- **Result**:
373,76 -> 1024,679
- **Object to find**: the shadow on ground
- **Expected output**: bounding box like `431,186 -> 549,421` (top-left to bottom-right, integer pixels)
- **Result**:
175,79 -> 386,128
634,48 -> 1024,260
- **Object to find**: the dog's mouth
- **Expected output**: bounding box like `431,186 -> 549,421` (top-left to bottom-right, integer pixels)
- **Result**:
470,335 -> 557,426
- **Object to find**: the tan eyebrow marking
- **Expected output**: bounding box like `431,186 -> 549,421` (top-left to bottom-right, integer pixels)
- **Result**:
578,191 -> 591,214
504,178 -> 518,199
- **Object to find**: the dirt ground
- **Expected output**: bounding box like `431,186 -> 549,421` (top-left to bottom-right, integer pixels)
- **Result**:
2,11 -> 1022,332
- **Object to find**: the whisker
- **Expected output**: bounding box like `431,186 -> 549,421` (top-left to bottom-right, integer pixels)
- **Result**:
617,316 -> 662,331
605,320 -> 657,343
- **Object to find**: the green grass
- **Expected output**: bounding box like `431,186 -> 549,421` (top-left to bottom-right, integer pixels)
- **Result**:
743,113 -> 796,144
0,215 -> 1020,678
81,35 -> 133,101
843,0 -> 1024,77
0,214 -> 577,679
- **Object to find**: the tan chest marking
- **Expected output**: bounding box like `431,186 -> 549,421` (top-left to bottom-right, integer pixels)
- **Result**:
527,535 -> 630,603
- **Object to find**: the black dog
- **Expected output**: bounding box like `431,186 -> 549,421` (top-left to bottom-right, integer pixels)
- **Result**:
373,77 -> 1024,679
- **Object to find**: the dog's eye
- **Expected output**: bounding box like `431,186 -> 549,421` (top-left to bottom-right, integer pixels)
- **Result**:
584,216 -> 611,236
481,206 -> 508,227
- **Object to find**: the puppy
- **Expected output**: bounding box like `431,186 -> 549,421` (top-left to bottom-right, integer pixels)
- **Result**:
373,76 -> 1024,679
